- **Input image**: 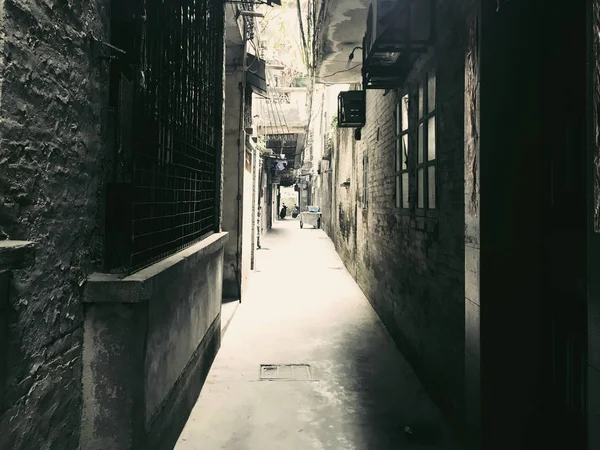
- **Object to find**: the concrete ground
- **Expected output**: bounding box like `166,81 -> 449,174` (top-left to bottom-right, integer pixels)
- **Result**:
175,219 -> 462,450
221,299 -> 240,336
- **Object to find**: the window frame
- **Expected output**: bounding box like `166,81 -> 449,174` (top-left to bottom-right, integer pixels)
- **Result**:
395,92 -> 410,210
416,70 -> 437,214
362,153 -> 369,209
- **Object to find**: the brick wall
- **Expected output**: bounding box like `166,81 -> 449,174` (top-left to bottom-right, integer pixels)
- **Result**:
316,0 -> 475,432
0,1 -> 109,448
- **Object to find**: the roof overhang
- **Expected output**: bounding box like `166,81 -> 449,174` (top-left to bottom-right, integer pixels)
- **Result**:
315,0 -> 370,84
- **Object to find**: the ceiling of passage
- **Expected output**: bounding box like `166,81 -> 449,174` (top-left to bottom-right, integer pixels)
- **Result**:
316,0 -> 370,84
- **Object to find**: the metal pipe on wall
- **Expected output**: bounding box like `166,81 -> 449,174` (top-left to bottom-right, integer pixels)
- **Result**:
234,27 -> 248,301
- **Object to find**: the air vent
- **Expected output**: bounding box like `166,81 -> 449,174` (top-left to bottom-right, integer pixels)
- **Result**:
362,0 -> 433,89
338,90 -> 366,128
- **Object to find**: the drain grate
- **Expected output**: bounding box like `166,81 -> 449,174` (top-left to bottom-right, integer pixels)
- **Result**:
260,364 -> 312,381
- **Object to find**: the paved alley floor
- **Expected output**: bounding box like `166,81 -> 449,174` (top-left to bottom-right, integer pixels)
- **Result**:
175,219 -> 461,450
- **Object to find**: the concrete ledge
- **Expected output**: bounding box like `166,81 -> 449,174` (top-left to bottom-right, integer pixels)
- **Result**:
82,232 -> 228,450
147,313 -> 221,450
0,240 -> 36,271
84,232 -> 229,303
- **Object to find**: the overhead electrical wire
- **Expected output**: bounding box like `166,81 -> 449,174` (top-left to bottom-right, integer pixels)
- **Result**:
319,63 -> 362,80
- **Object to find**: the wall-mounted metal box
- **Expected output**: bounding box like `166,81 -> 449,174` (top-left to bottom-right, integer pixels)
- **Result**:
362,0 -> 433,89
337,90 -> 366,128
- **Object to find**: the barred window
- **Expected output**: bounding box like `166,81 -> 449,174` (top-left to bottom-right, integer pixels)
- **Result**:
106,0 -> 225,273
416,71 -> 437,210
395,93 -> 409,209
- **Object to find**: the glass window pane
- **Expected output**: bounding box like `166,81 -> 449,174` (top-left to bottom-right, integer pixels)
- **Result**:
402,173 -> 409,208
417,168 -> 425,208
402,94 -> 409,131
395,139 -> 401,172
395,175 -> 401,208
428,165 -> 436,209
428,72 -> 436,113
401,134 -> 408,170
428,116 -> 436,161
418,83 -> 424,119
418,123 -> 424,163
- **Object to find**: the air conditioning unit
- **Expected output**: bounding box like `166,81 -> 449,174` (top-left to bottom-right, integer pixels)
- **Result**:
362,0 -> 433,89
338,90 -> 366,128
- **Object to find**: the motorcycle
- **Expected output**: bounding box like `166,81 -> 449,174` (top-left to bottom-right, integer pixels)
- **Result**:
291,207 -> 299,218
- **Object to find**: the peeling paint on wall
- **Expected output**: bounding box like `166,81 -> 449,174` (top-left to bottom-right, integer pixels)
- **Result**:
465,17 -> 480,222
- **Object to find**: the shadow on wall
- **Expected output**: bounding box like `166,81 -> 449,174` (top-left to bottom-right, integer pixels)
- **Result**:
81,234 -> 228,450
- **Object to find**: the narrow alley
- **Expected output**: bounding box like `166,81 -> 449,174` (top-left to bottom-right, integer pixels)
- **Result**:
0,1 -> 598,450
175,219 -> 459,450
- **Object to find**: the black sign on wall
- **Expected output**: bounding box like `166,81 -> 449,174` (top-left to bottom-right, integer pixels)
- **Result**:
246,54 -> 267,98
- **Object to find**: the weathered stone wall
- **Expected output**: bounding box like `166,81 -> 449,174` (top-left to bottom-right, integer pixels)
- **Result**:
0,1 -> 109,448
316,0 -> 475,432
464,8 -> 480,448
329,127 -> 357,274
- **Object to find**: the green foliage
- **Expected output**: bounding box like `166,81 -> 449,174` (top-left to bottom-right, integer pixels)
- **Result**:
255,135 -> 267,152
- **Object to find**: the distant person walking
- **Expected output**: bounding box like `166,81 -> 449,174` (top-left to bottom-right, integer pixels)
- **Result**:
279,203 -> 287,220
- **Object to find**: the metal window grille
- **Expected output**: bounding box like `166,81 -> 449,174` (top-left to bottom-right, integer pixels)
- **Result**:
112,0 -> 224,273
395,93 -> 409,209
416,70 -> 436,211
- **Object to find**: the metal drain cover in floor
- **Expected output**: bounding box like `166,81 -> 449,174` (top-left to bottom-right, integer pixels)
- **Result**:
260,364 -> 312,381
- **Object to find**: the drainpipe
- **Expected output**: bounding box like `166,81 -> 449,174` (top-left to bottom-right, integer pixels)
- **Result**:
235,74 -> 246,301
234,17 -> 250,302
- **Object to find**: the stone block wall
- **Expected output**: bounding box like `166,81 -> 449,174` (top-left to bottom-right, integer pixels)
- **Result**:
0,1 -> 109,448
316,0 -> 475,433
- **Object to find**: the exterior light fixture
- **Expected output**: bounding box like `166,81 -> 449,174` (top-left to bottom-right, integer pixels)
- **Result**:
345,46 -> 363,69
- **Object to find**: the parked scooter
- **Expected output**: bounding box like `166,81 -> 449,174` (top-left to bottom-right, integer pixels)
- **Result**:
291,206 -> 299,218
